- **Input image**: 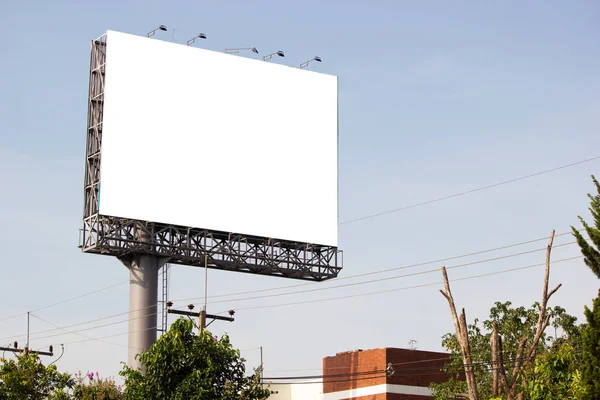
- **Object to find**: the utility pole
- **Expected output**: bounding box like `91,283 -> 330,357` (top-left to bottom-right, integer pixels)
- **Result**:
166,304 -> 234,331
166,256 -> 235,332
26,311 -> 30,350
0,342 -> 54,357
260,346 -> 264,387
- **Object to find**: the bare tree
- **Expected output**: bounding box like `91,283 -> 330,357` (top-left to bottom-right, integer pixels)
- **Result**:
441,230 -> 561,400
440,266 -> 479,400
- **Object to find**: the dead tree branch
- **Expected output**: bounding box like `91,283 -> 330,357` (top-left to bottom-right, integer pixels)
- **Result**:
499,230 -> 561,399
440,266 -> 479,400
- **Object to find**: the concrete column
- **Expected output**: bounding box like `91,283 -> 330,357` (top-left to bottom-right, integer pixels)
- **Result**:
127,254 -> 166,370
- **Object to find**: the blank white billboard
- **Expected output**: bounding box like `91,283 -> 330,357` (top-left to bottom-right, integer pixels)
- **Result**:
99,31 -> 338,246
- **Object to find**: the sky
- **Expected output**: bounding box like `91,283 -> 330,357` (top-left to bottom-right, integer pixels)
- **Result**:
0,0 -> 599,381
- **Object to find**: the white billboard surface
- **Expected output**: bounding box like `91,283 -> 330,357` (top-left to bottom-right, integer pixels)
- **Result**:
100,31 -> 338,246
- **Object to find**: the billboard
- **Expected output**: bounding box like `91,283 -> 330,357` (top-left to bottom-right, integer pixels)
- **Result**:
98,31 -> 338,247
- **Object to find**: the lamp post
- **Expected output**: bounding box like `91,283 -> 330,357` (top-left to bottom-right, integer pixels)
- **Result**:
187,33 -> 207,46
300,56 -> 322,69
225,47 -> 259,55
263,51 -> 285,61
147,25 -> 167,38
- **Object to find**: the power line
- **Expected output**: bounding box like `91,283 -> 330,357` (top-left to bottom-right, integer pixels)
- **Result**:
217,255 -> 582,313
4,236 -> 581,344
173,230 -> 576,304
340,156 -> 600,225
7,255 -> 570,346
192,241 -> 576,306
0,303 -> 160,343
60,326 -> 157,347
265,356 -> 454,373
28,309 -> 162,342
0,228 -> 581,334
26,256 -> 582,350
264,350 -> 584,383
44,254 -> 580,342
1,158 -> 594,326
30,313 -> 131,350
0,280 -> 128,324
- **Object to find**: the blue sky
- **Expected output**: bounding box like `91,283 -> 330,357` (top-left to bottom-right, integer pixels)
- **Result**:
1,0 -> 599,380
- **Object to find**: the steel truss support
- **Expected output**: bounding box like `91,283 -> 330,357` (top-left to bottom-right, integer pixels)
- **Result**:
81,216 -> 340,281
158,263 -> 170,335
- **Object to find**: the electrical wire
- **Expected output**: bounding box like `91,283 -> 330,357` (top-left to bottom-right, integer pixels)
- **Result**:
265,356 -> 454,373
5,255 -> 572,347
35,255 -> 583,359
2,233 -> 581,343
0,280 -> 128,324
0,304 -> 160,343
1,158 -> 595,325
28,309 -> 162,342
172,230 -> 577,304
264,350 -> 584,383
3,229 -> 579,337
27,254 -> 583,342
217,255 -> 582,313
339,156 -> 600,225
30,313 -> 131,350
31,280 -> 129,313
192,241 -> 576,306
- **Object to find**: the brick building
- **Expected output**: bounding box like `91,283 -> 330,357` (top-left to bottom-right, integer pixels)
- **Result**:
267,347 -> 453,400
322,348 -> 452,399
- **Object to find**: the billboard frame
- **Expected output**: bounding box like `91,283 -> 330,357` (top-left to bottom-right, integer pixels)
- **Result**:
81,34 -> 342,282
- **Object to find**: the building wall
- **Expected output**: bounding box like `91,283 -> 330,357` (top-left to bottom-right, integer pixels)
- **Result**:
322,348 -> 452,399
265,347 -> 455,400
265,380 -> 323,400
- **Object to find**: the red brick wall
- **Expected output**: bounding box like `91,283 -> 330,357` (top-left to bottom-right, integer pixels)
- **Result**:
323,349 -> 387,394
322,347 -> 455,397
385,348 -> 451,386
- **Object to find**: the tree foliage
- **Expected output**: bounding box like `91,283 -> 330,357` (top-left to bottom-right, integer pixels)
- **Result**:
580,293 -> 600,400
120,318 -> 269,400
573,175 -> 600,400
0,352 -> 73,400
525,341 -> 583,399
72,371 -> 123,400
430,301 -> 580,399
572,175 -> 600,279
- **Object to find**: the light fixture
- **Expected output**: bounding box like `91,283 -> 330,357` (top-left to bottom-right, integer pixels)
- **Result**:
224,47 -> 259,55
263,50 -> 285,61
300,56 -> 322,69
187,33 -> 207,46
147,25 -> 168,38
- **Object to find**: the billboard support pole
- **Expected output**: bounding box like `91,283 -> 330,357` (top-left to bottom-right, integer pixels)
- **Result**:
120,227 -> 169,371
124,253 -> 168,370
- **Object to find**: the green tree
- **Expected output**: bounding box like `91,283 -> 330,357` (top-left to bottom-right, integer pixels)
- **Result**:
430,301 -> 580,400
120,318 -> 269,400
572,175 -> 600,279
524,341 -> 583,399
0,352 -> 74,400
572,175 -> 600,399
72,371 -> 122,400
580,295 -> 600,399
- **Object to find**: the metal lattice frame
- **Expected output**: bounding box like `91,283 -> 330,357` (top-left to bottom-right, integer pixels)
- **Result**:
159,263 -> 170,334
81,34 -> 342,282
